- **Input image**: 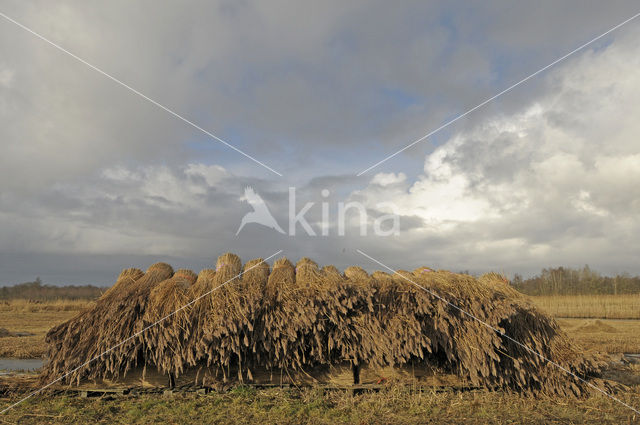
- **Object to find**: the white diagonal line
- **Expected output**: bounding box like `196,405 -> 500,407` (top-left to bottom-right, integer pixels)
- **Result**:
0,11 -> 282,177
0,250 -> 283,415
357,11 -> 640,176
356,249 -> 640,415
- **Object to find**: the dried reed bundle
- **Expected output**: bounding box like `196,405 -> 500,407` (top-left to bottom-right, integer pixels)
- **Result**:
143,269 -> 198,377
99,268 -> 144,302
258,257 -> 300,371
474,272 -> 605,395
370,270 -> 432,369
290,258 -> 335,366
51,263 -> 174,384
377,269 -> 604,395
405,269 -> 503,387
195,257 -> 270,382
196,253 -> 249,381
42,267 -> 147,383
191,269 -> 217,298
337,267 -> 389,370
232,258 -> 271,379
187,269 -> 217,335
97,262 -> 174,380
185,268 -> 217,364
41,255 -> 606,395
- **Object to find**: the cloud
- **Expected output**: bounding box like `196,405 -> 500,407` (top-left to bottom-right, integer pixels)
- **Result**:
370,172 -> 407,187
355,26 -> 640,274
1,1 -> 640,284
0,66 -> 14,88
3,0 -> 637,185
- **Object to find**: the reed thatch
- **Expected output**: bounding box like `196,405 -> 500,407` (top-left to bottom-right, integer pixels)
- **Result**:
42,255 -> 606,395
99,268 -> 145,302
258,257 -> 298,371
42,263 -> 173,384
143,269 -> 198,377
195,253 -> 262,382
42,267 -> 144,383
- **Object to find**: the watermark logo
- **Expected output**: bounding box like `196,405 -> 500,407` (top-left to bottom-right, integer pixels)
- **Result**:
236,187 -> 286,235
237,187 -> 399,236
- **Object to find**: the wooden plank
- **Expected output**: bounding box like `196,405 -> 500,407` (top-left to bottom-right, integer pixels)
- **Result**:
72,388 -> 129,397
65,382 -> 481,397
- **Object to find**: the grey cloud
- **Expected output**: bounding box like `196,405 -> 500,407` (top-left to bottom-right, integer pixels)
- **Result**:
3,0 -> 637,185
2,1 -> 640,285
351,26 -> 640,278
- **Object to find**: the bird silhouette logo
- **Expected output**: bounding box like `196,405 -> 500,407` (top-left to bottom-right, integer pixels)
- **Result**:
236,186 -> 285,235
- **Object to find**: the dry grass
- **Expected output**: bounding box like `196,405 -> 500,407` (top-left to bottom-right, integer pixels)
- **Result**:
557,319 -> 640,354
0,299 -> 92,313
530,294 -> 640,319
524,295 -> 640,354
0,300 -> 88,358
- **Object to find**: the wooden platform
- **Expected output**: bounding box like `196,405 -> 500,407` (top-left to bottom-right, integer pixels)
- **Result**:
60,382 -> 481,399
70,362 -> 465,390
79,388 -> 129,398
4,369 -> 481,399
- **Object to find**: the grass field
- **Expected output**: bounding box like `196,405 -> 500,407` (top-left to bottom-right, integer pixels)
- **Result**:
557,319 -> 640,354
0,300 -> 89,358
531,294 -> 640,319
2,385 -> 640,424
529,294 -> 640,353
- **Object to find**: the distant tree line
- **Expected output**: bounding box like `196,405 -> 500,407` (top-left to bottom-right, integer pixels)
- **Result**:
3,266 -> 639,300
0,278 -> 103,300
510,265 -> 640,295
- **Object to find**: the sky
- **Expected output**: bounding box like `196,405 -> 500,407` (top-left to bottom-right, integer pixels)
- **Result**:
1,1 -> 640,285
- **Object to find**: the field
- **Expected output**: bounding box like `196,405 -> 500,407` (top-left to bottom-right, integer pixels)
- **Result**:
532,294 -> 640,320
531,294 -> 640,353
2,385 -> 640,424
0,300 -> 89,358
557,319 -> 640,354
1,295 -> 640,423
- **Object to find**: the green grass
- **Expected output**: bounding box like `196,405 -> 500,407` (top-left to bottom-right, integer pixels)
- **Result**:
2,386 -> 640,424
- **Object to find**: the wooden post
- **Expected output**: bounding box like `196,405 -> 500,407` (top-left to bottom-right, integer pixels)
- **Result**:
352,363 -> 360,384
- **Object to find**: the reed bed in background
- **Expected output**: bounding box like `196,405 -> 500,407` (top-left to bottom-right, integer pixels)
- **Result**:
0,301 -> 84,359
0,299 -> 91,313
40,255 -> 611,396
556,319 -> 640,354
531,294 -> 640,319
